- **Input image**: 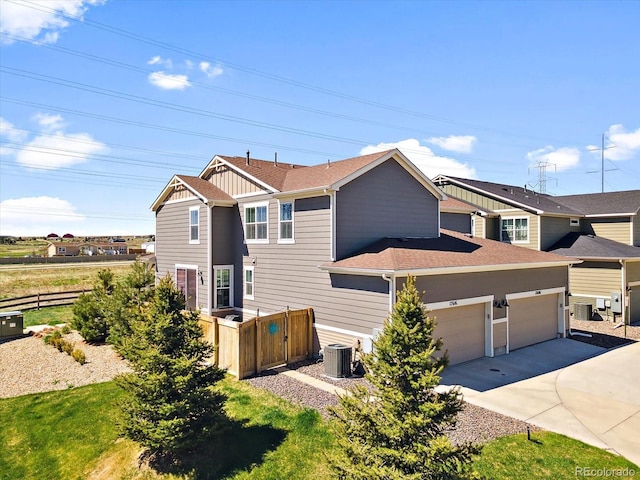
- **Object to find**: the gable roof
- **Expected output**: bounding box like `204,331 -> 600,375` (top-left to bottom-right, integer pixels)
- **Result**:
321,229 -> 575,275
435,176 -> 640,218
434,175 -> 582,216
150,174 -> 236,211
546,232 -> 640,260
554,190 -> 640,216
199,149 -> 446,199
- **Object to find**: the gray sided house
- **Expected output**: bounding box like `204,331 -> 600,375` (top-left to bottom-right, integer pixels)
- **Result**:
433,176 -> 640,323
152,149 -> 575,365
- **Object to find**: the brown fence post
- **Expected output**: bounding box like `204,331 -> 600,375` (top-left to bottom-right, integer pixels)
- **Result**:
255,316 -> 262,374
37,293 -> 40,310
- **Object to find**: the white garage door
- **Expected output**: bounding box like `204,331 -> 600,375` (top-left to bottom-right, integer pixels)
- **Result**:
509,294 -> 559,351
431,303 -> 486,365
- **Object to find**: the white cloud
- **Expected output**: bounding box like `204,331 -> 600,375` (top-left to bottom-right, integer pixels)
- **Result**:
16,131 -> 105,170
427,135 -> 477,153
147,55 -> 173,68
360,138 -> 476,178
0,196 -> 85,237
0,0 -> 105,45
587,124 -> 640,161
199,61 -> 224,78
0,118 -> 28,155
527,145 -> 581,172
148,71 -> 191,90
185,59 -> 194,69
33,112 -> 65,131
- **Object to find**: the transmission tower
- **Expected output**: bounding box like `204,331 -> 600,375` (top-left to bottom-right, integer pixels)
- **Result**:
528,160 -> 556,194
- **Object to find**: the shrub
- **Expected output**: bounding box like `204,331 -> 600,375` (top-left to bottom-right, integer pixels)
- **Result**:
71,348 -> 86,365
61,324 -> 71,334
61,339 -> 75,355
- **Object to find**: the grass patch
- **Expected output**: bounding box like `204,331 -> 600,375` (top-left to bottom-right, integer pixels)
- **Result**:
0,239 -> 49,258
23,305 -> 74,327
474,431 -> 638,479
0,264 -> 132,299
1,380 -> 636,480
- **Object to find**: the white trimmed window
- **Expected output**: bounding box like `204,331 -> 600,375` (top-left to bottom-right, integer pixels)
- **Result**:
189,206 -> 200,244
244,202 -> 268,243
214,266 -> 233,309
278,201 -> 294,243
176,265 -> 198,310
57,246 -> 66,254
244,266 -> 254,300
501,217 -> 529,243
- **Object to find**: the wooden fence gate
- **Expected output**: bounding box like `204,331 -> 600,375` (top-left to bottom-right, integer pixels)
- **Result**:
199,307 -> 314,379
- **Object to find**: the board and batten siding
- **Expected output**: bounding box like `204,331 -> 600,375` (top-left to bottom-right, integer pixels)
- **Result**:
240,195 -> 390,337
583,217 -> 632,245
569,261 -> 621,297
203,164 -> 265,197
440,184 -> 513,212
155,198 -> 209,310
540,215 -> 581,250
336,159 -> 439,260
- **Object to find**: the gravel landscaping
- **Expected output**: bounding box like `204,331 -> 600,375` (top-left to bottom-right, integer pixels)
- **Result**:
245,359 -> 540,445
0,330 -> 130,399
569,318 -> 640,349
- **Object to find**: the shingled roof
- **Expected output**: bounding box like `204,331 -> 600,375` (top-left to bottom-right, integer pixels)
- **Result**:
554,190 -> 640,216
176,175 -> 236,203
321,229 -> 574,274
435,176 -> 581,215
214,155 -> 303,192
440,197 -> 478,213
546,232 -> 640,260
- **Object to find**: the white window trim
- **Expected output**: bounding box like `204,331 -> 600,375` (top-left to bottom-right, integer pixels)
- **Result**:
175,264 -> 199,310
244,201 -> 269,244
189,206 -> 200,244
213,265 -> 234,310
243,266 -> 255,300
501,216 -> 530,244
277,200 -> 295,244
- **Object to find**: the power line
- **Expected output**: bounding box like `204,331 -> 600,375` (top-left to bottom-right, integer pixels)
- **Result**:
4,0 -> 583,145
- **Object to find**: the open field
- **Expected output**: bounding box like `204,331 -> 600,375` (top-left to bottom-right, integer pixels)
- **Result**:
0,263 -> 133,299
0,238 -> 49,258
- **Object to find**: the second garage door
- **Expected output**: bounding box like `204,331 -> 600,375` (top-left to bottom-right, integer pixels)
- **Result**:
431,303 -> 486,365
509,294 -> 559,351
630,287 -> 640,324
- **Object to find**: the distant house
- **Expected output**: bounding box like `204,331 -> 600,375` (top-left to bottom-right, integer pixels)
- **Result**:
433,176 -> 640,323
141,241 -> 155,253
62,233 -> 74,239
151,149 -> 575,365
47,241 -> 128,257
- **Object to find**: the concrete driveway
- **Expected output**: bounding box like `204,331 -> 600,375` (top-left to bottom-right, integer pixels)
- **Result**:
440,339 -> 640,466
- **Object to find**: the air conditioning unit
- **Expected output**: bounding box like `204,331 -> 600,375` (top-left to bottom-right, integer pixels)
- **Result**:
0,311 -> 24,338
574,303 -> 593,321
324,344 -> 352,378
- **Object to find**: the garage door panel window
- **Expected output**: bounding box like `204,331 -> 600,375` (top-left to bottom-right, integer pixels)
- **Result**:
501,217 -> 528,243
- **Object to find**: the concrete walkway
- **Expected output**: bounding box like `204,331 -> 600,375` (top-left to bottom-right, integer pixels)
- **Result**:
443,341 -> 640,465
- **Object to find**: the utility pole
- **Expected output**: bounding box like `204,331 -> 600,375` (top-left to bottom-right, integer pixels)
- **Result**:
587,133 -> 617,193
528,160 -> 556,194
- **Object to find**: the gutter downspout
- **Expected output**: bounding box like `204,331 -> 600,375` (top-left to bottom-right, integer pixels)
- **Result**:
207,204 -> 213,315
620,259 -> 627,327
382,273 -> 395,313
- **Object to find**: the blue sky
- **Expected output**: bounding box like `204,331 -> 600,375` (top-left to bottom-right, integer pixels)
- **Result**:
1,0 -> 639,237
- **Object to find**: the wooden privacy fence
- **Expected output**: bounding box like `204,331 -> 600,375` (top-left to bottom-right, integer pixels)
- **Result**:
199,308 -> 314,379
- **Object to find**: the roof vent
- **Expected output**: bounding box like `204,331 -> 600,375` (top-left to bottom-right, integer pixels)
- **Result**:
246,150 -> 250,165
327,159 -> 331,168
274,152 -> 278,167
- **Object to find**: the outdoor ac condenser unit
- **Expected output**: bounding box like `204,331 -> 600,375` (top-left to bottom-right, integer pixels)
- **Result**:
324,344 -> 352,378
574,303 -> 592,321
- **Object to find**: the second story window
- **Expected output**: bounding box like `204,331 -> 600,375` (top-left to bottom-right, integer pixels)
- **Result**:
501,217 -> 529,243
245,203 -> 268,243
279,201 -> 294,242
189,206 -> 200,244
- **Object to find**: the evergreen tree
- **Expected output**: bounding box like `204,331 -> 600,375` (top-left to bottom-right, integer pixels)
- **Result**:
116,275 -> 226,456
72,269 -> 114,342
328,275 -> 480,480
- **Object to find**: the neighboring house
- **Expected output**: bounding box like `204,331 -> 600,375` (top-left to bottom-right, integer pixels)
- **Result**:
433,176 -> 640,323
439,197 -> 478,234
152,149 -> 575,365
141,241 -> 156,253
46,242 -> 128,257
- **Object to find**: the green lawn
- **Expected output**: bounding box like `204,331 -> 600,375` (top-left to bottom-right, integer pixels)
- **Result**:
0,380 -> 636,480
23,305 -> 74,327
